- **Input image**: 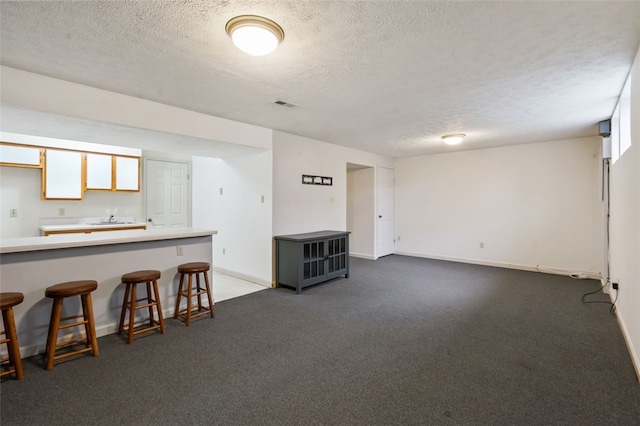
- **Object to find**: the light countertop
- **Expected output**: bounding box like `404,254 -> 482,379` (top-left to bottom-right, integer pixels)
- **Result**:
1,227 -> 217,254
39,216 -> 146,234
40,222 -> 148,232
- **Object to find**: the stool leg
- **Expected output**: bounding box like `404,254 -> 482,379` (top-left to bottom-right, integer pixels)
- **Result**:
146,281 -> 155,328
118,284 -> 131,335
196,273 -> 203,311
127,284 -> 137,344
152,280 -> 165,334
81,293 -> 99,357
2,307 -> 23,379
203,271 -> 215,318
186,273 -> 193,327
45,298 -> 63,370
174,273 -> 185,319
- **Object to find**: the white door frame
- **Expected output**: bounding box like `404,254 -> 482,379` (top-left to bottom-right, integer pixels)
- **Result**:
144,157 -> 191,228
376,165 -> 395,258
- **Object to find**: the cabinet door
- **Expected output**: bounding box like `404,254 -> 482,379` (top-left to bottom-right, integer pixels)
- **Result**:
115,156 -> 140,191
44,149 -> 83,200
0,143 -> 42,168
302,240 -> 326,280
85,153 -> 113,190
327,237 -> 347,274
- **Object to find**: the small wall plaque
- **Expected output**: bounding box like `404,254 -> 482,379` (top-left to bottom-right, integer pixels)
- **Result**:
302,174 -> 332,186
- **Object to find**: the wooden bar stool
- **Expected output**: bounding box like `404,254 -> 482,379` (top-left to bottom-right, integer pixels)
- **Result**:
44,281 -> 99,371
118,270 -> 165,344
174,262 -> 215,326
1,292 -> 24,380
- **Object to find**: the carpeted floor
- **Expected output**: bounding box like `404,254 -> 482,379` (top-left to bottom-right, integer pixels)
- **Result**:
1,255 -> 639,425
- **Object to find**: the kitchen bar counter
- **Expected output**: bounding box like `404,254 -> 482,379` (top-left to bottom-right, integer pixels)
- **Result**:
0,227 -> 217,358
1,227 -> 215,253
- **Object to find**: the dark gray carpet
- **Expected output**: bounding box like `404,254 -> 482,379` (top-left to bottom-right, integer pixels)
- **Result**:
2,255 -> 639,425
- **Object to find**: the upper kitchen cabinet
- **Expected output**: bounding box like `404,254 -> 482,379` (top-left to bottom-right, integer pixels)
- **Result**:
43,149 -> 83,200
0,142 -> 42,168
85,153 -> 113,190
115,156 -> 140,191
85,154 -> 140,192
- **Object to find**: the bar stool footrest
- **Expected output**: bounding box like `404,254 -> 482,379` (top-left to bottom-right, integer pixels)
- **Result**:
120,321 -> 163,336
50,345 -> 94,362
176,306 -> 214,321
0,367 -> 17,378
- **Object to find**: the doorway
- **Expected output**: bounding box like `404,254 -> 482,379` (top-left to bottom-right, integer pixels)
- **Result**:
376,166 -> 395,258
347,163 -> 375,259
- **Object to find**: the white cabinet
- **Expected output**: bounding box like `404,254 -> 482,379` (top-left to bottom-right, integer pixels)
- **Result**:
3,141 -> 141,199
0,143 -> 42,167
43,149 -> 83,200
85,154 -> 140,191
85,153 -> 113,190
115,156 -> 140,191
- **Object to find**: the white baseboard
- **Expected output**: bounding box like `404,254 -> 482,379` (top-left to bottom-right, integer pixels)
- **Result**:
611,295 -> 640,381
349,252 -> 376,260
394,251 -> 601,280
212,266 -> 271,288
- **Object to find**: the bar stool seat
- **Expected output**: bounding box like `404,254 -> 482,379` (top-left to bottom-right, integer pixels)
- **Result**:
1,292 -> 24,380
118,270 -> 165,344
44,280 -> 99,370
174,262 -> 215,326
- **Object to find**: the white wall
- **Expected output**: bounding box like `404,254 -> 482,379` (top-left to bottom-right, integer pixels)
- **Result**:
347,167 -> 375,258
395,137 -> 603,276
192,150 -> 273,286
608,46 -> 640,378
0,165 -> 143,238
272,131 -> 393,237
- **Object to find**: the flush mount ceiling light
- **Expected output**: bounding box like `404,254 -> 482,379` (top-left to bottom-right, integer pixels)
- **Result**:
225,15 -> 284,56
442,133 -> 466,145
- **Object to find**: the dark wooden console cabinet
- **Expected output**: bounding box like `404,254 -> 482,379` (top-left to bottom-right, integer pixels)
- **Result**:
275,230 -> 350,293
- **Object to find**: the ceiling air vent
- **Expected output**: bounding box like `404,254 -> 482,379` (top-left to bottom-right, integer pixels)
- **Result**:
274,99 -> 296,107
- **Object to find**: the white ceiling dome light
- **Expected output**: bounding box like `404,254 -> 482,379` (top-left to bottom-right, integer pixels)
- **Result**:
441,134 -> 466,145
225,15 -> 285,56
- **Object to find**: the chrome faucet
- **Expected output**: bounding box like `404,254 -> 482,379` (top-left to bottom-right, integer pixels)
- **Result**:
108,215 -> 115,223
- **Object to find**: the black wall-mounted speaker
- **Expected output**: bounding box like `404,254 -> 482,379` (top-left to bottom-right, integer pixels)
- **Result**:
598,119 -> 611,137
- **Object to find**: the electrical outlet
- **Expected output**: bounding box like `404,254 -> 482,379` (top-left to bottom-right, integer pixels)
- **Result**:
480,242 -> 484,248
59,208 -> 66,217
612,282 -> 619,290
222,248 -> 226,255
9,208 -> 18,218
329,196 -> 335,204
176,245 -> 184,256
261,195 -> 265,203
219,187 -> 223,195
397,236 -> 401,241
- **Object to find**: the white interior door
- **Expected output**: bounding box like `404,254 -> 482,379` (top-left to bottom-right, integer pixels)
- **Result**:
145,159 -> 189,228
377,166 -> 395,257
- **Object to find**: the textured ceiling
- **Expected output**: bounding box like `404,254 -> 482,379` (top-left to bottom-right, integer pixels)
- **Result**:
1,1 -> 639,158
